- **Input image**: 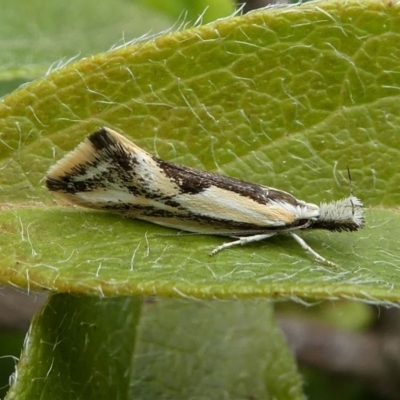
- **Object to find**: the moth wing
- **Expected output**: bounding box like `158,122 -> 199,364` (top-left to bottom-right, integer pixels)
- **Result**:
46,127 -> 320,234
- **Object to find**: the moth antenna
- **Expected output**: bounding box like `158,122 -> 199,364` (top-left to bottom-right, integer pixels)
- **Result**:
347,166 -> 355,216
347,166 -> 353,197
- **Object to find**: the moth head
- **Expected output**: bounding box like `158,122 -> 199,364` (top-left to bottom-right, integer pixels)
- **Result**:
312,196 -> 365,232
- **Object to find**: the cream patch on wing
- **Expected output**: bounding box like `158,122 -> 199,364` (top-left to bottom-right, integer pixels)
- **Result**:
175,186 -> 298,227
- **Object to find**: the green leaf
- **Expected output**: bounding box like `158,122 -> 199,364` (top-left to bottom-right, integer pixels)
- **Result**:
0,207 -> 394,302
6,294 -> 142,400
138,0 -> 235,24
6,295 -> 305,400
0,0 -> 173,79
1,0 -> 399,303
0,332 -> 25,399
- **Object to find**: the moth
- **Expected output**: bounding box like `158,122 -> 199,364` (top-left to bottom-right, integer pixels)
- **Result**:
46,127 -> 364,266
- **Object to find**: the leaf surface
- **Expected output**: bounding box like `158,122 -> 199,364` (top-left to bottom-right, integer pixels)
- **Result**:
1,0 -> 399,303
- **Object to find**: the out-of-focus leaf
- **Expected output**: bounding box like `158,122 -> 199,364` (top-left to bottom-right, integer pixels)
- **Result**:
7,295 -> 305,400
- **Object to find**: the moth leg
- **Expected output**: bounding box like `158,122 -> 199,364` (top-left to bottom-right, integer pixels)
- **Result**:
209,233 -> 277,256
290,232 -> 338,268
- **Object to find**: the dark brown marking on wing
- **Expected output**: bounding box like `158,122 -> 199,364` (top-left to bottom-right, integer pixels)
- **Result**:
100,203 -> 304,232
89,128 -> 139,170
157,159 -> 300,206
47,129 -> 142,195
89,127 -> 115,151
